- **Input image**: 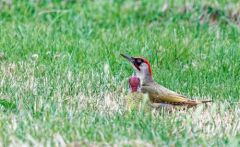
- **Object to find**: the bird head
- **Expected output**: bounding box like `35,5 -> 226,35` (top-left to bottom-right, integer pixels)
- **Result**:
128,76 -> 141,93
121,54 -> 153,83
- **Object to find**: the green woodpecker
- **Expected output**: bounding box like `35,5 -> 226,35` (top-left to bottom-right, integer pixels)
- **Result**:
121,54 -> 212,107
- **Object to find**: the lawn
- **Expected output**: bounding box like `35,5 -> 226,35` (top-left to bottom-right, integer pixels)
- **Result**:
0,0 -> 240,146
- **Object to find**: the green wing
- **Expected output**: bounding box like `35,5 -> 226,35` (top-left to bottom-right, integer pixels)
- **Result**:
141,83 -> 190,103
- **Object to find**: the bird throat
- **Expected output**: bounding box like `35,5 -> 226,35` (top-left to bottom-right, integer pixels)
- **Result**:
135,71 -> 153,85
135,72 -> 144,85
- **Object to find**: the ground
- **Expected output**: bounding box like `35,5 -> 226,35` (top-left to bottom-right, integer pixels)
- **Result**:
0,0 -> 239,146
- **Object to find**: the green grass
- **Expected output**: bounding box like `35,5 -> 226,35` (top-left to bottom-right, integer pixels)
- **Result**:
0,0 -> 240,146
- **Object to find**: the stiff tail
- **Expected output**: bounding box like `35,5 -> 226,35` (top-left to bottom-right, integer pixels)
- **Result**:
187,99 -> 212,104
200,100 -> 212,103
184,100 -> 212,108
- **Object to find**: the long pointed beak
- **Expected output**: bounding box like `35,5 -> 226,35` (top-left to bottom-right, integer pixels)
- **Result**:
121,54 -> 134,64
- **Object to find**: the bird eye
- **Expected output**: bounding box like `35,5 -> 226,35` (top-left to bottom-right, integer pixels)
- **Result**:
135,59 -> 142,66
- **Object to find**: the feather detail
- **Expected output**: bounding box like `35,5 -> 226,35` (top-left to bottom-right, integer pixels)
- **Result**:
141,82 -> 212,107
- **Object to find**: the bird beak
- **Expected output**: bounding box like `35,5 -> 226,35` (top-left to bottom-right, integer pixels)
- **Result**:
121,54 -> 141,71
121,54 -> 135,64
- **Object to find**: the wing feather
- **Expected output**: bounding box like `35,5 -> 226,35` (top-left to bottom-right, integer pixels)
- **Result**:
141,82 -> 190,103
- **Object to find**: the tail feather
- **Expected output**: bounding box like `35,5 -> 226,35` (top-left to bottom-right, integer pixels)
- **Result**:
186,99 -> 212,105
200,100 -> 212,103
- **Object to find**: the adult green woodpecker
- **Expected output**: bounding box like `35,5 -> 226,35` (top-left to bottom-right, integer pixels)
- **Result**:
121,54 -> 211,107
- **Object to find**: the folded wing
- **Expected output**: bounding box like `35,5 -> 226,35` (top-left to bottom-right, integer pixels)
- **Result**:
141,82 -> 211,106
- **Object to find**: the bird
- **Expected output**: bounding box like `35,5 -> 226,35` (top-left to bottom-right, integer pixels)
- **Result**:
121,54 -> 212,107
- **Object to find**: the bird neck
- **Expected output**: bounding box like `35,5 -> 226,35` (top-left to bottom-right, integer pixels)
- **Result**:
143,75 -> 153,84
136,71 -> 153,84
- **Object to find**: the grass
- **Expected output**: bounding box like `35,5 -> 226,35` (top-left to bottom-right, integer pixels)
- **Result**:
0,0 -> 240,146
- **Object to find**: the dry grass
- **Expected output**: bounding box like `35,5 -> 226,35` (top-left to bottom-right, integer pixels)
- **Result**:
0,0 -> 240,146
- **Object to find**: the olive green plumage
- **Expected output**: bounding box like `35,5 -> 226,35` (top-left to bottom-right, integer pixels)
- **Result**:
121,54 -> 212,108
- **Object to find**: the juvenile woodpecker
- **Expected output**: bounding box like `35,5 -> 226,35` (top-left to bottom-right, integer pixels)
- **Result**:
121,54 -> 212,107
